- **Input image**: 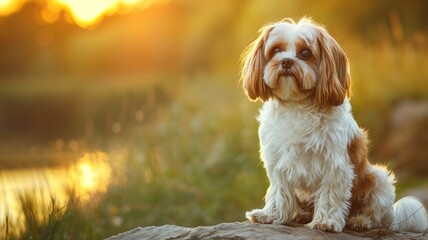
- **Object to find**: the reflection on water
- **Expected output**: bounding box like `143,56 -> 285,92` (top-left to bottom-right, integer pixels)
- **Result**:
0,151 -> 112,236
69,152 -> 112,200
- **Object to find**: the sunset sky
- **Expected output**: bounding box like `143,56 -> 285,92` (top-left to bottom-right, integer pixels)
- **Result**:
0,0 -> 160,28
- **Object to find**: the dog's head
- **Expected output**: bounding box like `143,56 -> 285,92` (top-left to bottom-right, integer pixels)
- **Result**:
241,18 -> 351,108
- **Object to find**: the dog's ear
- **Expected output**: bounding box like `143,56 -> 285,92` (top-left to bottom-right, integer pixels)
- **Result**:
240,25 -> 275,102
313,26 -> 351,108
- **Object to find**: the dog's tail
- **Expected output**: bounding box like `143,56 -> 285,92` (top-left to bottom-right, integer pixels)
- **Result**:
391,196 -> 428,232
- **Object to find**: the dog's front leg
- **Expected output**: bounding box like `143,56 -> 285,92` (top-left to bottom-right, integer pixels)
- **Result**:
246,169 -> 296,225
306,167 -> 353,232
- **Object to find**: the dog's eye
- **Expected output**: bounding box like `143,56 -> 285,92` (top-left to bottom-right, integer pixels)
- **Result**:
298,48 -> 312,60
273,47 -> 282,54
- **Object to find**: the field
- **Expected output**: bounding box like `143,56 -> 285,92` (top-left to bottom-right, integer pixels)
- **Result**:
1,0 -> 428,239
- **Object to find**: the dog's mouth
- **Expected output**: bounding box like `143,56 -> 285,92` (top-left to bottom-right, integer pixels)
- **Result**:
280,69 -> 296,78
276,69 -> 307,92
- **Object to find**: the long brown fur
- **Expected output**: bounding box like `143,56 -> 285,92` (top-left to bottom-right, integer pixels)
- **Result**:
312,25 -> 351,108
240,25 -> 275,101
348,130 -> 377,216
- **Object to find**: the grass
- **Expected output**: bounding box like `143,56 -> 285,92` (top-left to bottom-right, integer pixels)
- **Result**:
1,138 -> 267,239
2,190 -> 84,239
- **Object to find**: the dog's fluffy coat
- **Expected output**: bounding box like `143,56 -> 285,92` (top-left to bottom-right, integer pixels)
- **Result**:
241,17 -> 428,232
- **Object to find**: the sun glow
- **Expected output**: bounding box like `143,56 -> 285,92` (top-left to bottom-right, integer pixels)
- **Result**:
0,0 -> 23,15
70,152 -> 112,200
57,0 -> 130,28
0,0 -> 159,28
79,162 -> 97,188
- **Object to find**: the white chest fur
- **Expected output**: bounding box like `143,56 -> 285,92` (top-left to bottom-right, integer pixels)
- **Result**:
257,99 -> 358,190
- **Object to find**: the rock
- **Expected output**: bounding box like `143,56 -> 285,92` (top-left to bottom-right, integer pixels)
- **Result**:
105,222 -> 427,240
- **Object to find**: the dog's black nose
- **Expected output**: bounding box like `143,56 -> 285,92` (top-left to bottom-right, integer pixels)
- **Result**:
281,58 -> 294,69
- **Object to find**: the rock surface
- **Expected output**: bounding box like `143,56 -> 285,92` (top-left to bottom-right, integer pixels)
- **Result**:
105,222 -> 427,240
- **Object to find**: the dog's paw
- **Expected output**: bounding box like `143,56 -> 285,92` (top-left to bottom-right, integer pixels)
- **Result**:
306,219 -> 343,233
346,215 -> 372,231
293,212 -> 312,224
246,209 -> 275,224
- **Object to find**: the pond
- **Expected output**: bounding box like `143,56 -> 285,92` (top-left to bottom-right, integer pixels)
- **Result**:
0,151 -> 113,237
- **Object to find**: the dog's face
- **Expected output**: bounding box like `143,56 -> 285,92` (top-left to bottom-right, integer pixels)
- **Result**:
241,18 -> 351,108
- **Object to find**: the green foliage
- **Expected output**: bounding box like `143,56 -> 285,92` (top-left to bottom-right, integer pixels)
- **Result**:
3,190 -> 100,240
2,75 -> 269,239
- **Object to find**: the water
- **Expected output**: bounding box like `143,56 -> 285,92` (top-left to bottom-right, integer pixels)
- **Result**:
0,151 -> 112,236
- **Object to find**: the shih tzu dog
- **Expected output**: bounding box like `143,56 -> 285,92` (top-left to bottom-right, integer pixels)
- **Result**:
241,17 -> 428,233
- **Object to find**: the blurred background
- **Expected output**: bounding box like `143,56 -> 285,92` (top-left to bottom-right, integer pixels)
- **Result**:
0,0 -> 427,239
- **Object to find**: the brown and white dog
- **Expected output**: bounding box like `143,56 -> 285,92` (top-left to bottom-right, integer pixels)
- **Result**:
241,17 -> 428,232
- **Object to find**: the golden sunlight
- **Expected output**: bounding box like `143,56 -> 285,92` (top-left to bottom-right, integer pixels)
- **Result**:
57,0 -> 121,28
0,151 -> 114,237
0,0 -> 23,15
70,152 -> 112,200
0,0 -> 159,28
79,162 -> 97,188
